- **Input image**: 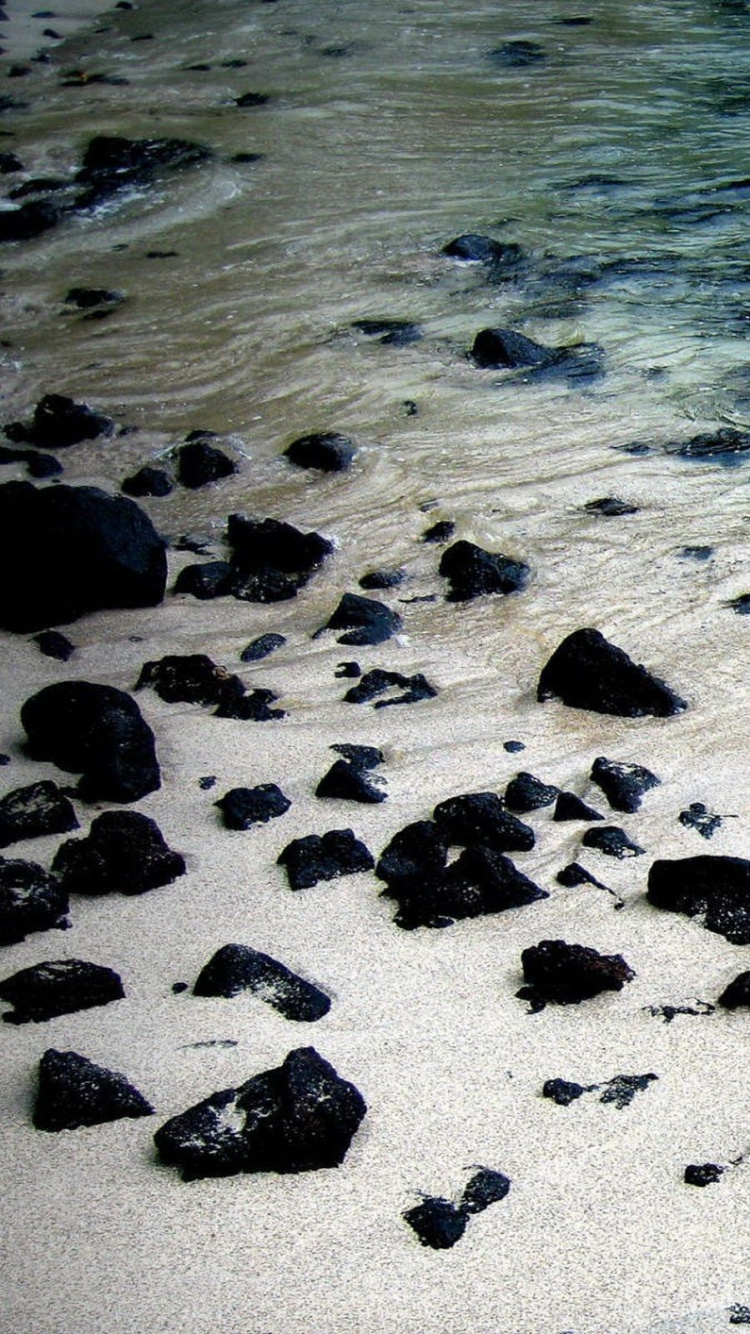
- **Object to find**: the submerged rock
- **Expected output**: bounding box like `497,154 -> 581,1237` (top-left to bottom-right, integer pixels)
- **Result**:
518,938 -> 635,1008
0,481 -> 167,632
438,539 -> 530,600
0,856 -> 69,946
648,855 -> 750,943
319,593 -> 402,646
471,327 -> 555,369
583,497 -> 639,517
284,431 -> 355,472
0,957 -> 125,1023
674,427 -> 750,461
589,756 -> 660,813
504,771 -> 558,813
0,780 -> 78,849
51,811 -> 185,896
488,39 -> 545,66
359,567 -> 406,591
215,784 -> 291,829
537,627 -> 687,717
21,681 -> 161,803
193,944 -> 331,1021
33,1048 -> 153,1131
278,829 -> 374,890
351,318 -> 422,347
153,1046 -> 366,1179
4,394 -> 114,448
74,134 -> 211,209
175,439 -> 236,489
543,1078 -> 588,1105
443,233 -> 524,267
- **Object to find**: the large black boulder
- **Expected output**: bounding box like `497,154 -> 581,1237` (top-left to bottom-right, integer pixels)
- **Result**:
21,681 -> 161,803
225,514 -> 333,602
647,856 -> 750,944
518,939 -> 635,1007
0,957 -> 125,1023
278,829 -> 374,890
0,481 -> 167,631
537,627 -> 687,717
193,944 -> 331,1021
0,856 -> 69,946
5,394 -> 114,449
154,1046 -> 366,1180
33,1048 -> 153,1131
0,779 -> 79,849
51,811 -> 185,895
439,540 -> 530,600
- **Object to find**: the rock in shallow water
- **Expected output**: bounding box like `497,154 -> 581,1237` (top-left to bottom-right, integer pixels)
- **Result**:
193,944 -> 331,1021
33,1048 -> 153,1131
4,393 -> 114,448
154,1046 -> 366,1179
51,811 -> 185,896
319,593 -> 402,646
537,627 -> 687,717
0,856 -> 69,946
439,539 -> 530,600
284,431 -> 355,472
0,957 -> 125,1023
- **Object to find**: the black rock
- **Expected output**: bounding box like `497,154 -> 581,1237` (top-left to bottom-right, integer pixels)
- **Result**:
718,969 -> 750,1010
459,1167 -> 511,1214
439,539 -> 530,600
648,855 -> 750,944
599,1072 -> 657,1108
173,561 -> 234,600
556,862 -> 609,890
0,151 -> 23,173
193,944 -> 331,1021
471,327 -> 555,369
214,688 -> 286,722
0,856 -> 69,946
51,811 -> 185,896
679,802 -> 724,839
403,1197 -> 467,1249
422,519 -> 455,544
235,91 -> 269,106
675,427 -> 750,461
0,957 -> 125,1023
583,497 -> 639,517
589,756 -> 660,813
504,772 -> 558,813
278,829 -> 374,890
343,667 -> 437,707
285,431 -> 355,473
443,233 -> 522,267
336,661 -> 362,678
728,594 -> 750,615
433,791 -> 535,853
359,567 -> 406,590
175,439 -> 236,489
0,481 -> 167,632
351,318 -> 422,347
136,652 -> 249,710
154,1045 -> 366,1179
226,514 -> 333,602
0,780 -> 79,849
518,938 -> 635,1006
488,39 -> 545,66
240,632 -> 286,662
215,784 -> 291,829
684,1163 -> 724,1187
33,1048 -> 153,1131
553,792 -> 604,823
0,198 -> 61,243
0,444 -> 62,478
21,681 -> 161,803
74,134 -> 211,209
331,743 -> 384,769
416,846 -> 547,929
5,394 -> 114,449
121,465 -> 173,498
320,593 -> 402,646
316,759 -> 386,804
537,627 -> 687,718
581,825 -> 645,858
64,287 -> 124,311
198,776 -> 217,790
33,629 -> 75,661
680,545 -> 713,561
376,819 -> 449,896
543,1078 -> 588,1105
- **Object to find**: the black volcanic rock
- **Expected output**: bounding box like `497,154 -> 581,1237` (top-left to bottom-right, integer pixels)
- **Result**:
74,134 -> 211,209
403,1198 -> 467,1249
319,593 -> 402,646
537,628 -> 687,717
342,667 -> 437,707
676,428 -> 750,460
278,829 -> 374,890
240,632 -> 286,662
5,394 -> 114,448
679,802 -> 723,840
443,233 -> 524,267
647,855 -> 750,944
542,1077 -> 588,1105
518,938 -> 635,1007
0,481 -> 167,632
0,957 -> 125,1023
154,1046 -> 366,1179
352,318 -> 422,347
226,514 -> 333,602
589,756 -> 660,813
459,1167 -> 511,1214
471,327 -> 554,369
376,820 -> 449,898
581,825 -> 645,858
136,653 -> 286,721
718,969 -> 750,1009
176,440 -> 236,489
51,811 -> 185,896
316,759 -> 386,804
0,198 -> 61,243
0,780 -> 78,849
433,791 -> 535,853
504,771 -> 558,813
33,630 -> 76,661
215,784 -> 291,829
553,792 -> 604,823
488,39 -> 545,66
121,465 -> 173,498
684,1163 -> 724,1186
0,857 -> 69,946
173,561 -> 233,599
439,540 -> 529,600
418,846 -> 547,930
193,944 -> 331,1021
284,432 -> 355,473
33,1048 -> 153,1131
21,681 -> 161,803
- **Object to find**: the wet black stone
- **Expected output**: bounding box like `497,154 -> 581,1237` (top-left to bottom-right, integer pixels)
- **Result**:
680,545 -> 713,560
543,1078 -> 588,1105
136,652 -> 247,709
675,427 -> 750,460
240,632 -> 286,662
8,177 -> 70,201
33,629 -> 75,661
581,825 -> 645,858
154,1045 -> 366,1179
51,811 -> 185,896
648,855 -> 750,944
679,801 -> 723,839
74,134 -> 211,209
518,939 -> 635,1006
173,561 -> 234,599
0,444 -> 62,478
278,829 -> 374,890
0,957 -> 125,1024
583,497 -> 639,516
488,39 -> 546,66
231,151 -> 264,163
553,792 -> 604,822
0,481 -> 167,632
0,151 -> 23,172
172,981 -> 189,993
235,91 -> 269,106
418,846 -> 547,929
215,784 -> 291,829
0,780 -> 78,849
403,1198 -> 468,1249
226,514 -> 333,602
589,756 -> 660,813
537,627 -> 687,717
443,233 -> 522,267
64,287 -> 124,311
343,668 -> 437,707
359,567 -> 406,590
284,431 -> 355,473
5,394 -> 114,449
230,567 -> 303,602
198,776 -> 216,790
176,440 -> 236,489
422,519 -> 455,544
433,791 -> 535,854
503,739 -> 525,753
121,465 -> 173,498
504,771 -> 558,813
471,327 -> 555,369
684,1163 -> 724,1186
439,539 -> 530,601
21,681 -> 161,803
214,688 -> 286,721
729,1305 -> 750,1324
320,592 -> 402,646
352,318 -> 422,347
729,593 -> 750,615
33,1048 -> 153,1131
459,1167 -> 511,1214
316,759 -> 386,804
0,856 -> 69,946
193,944 -> 330,1021
0,199 -> 61,243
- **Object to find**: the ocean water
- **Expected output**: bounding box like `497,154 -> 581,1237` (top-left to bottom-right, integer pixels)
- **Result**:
5,3 -> 750,1333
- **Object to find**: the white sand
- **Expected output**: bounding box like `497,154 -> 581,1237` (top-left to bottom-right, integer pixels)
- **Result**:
1,0 -> 123,61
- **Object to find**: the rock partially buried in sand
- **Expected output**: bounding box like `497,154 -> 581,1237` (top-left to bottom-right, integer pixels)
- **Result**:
21,681 -> 161,803
582,825 -> 645,859
589,756 -> 660,813
0,957 -> 125,1023
136,653 -> 286,721
504,771 -> 559,813
51,811 -> 185,896
718,970 -> 750,1009
193,944 -> 331,1021
404,1167 -> 511,1249
438,540 -> 530,601
278,829 -> 375,890
553,791 -> 604,823
647,855 -> 750,944
319,593 -> 402,646
343,667 -> 438,708
517,938 -> 635,1009
432,791 -> 535,854
316,758 -> 386,804
0,857 -> 69,946
33,629 -> 76,661
153,1046 -> 366,1180
215,784 -> 291,829
0,779 -> 79,849
226,514 -> 334,603
537,627 -> 687,717
33,1048 -> 153,1131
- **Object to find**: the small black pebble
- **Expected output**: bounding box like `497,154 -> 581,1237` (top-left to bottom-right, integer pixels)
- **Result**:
684,1163 -> 724,1187
503,740 -> 524,753
172,982 -> 188,994
198,775 -> 217,790
240,632 -> 286,662
542,1078 -> 587,1105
